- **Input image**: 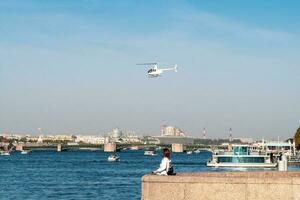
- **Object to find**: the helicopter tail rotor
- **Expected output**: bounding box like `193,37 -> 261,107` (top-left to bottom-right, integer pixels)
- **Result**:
174,64 -> 178,72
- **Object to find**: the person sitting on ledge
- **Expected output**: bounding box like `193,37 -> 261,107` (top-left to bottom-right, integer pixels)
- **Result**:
152,148 -> 175,175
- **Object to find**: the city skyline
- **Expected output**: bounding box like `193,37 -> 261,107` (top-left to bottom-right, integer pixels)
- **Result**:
0,1 -> 299,138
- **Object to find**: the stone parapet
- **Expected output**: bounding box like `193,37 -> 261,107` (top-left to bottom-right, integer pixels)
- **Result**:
142,171 -> 300,200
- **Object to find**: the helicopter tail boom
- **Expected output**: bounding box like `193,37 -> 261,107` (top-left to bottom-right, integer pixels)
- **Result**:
161,64 -> 178,72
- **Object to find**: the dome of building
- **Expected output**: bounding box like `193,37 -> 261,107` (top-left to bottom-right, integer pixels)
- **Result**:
111,128 -> 122,138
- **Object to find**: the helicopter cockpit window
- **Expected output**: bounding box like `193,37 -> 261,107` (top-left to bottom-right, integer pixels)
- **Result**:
148,69 -> 154,73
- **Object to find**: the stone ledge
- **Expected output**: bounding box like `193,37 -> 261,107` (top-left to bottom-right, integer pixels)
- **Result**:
144,171 -> 300,179
142,171 -> 300,200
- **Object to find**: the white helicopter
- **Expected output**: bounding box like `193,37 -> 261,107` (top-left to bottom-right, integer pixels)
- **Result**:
137,62 -> 178,78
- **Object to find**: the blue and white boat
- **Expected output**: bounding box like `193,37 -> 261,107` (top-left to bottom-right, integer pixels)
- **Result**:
207,144 -> 277,168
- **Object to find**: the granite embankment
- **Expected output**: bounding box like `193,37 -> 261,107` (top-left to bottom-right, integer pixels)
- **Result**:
142,171 -> 300,200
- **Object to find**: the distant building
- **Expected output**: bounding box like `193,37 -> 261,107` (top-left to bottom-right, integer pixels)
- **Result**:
263,141 -> 293,154
156,136 -> 194,145
0,133 -> 22,140
37,135 -> 43,143
161,125 -> 186,137
235,138 -> 254,144
75,135 -> 105,144
52,135 -> 73,141
111,128 -> 122,138
157,125 -> 192,144
106,128 -> 141,144
142,136 -> 160,145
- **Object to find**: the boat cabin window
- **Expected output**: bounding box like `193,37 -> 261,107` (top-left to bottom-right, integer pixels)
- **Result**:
233,146 -> 249,155
218,156 -> 265,163
266,145 -> 291,151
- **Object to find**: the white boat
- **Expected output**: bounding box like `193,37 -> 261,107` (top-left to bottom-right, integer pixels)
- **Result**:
144,150 -> 157,156
194,149 -> 201,154
207,144 -> 277,168
186,151 -> 193,155
108,154 -> 120,162
130,146 -> 139,150
21,150 -> 30,154
0,151 -> 10,156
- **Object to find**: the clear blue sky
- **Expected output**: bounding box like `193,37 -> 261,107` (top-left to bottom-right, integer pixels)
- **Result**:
0,0 -> 299,138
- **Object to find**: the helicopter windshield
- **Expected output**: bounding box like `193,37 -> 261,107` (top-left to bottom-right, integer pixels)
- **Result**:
148,69 -> 156,73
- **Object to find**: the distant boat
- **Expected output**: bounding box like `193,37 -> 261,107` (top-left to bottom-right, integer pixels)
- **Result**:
194,149 -> 201,154
156,146 -> 162,151
79,147 -> 99,151
130,146 -> 139,150
0,151 -> 10,156
67,142 -> 79,146
207,144 -> 277,168
21,150 -> 30,155
186,151 -> 193,155
288,155 -> 300,166
108,154 -> 120,162
144,150 -> 157,156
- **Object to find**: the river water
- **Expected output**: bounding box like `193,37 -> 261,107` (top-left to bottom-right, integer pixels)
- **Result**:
0,150 -> 298,199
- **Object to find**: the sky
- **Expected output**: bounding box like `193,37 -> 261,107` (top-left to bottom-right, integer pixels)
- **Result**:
0,0 -> 299,139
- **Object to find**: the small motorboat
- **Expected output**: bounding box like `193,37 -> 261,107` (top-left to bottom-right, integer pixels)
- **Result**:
108,154 -> 120,162
21,150 -> 30,155
186,151 -> 193,155
194,149 -> 201,154
144,150 -> 157,156
0,151 -> 10,156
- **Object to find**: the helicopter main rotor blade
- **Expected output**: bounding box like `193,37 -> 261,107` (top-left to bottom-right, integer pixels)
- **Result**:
136,63 -> 158,65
